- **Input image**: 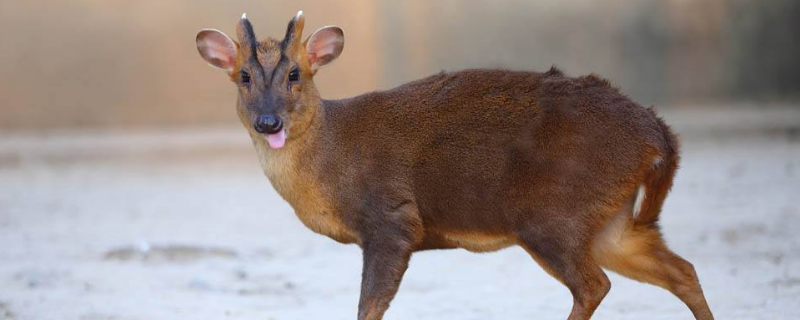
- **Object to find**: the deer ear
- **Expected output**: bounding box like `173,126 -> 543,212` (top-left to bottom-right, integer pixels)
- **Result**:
196,29 -> 237,72
304,26 -> 344,72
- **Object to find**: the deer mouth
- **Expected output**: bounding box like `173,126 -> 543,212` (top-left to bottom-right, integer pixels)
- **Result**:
265,129 -> 287,149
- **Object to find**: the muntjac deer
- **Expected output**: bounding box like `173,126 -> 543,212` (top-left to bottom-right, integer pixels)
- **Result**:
196,11 -> 714,320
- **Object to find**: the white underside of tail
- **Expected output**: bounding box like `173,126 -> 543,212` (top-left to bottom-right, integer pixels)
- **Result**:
632,184 -> 646,218
632,156 -> 663,218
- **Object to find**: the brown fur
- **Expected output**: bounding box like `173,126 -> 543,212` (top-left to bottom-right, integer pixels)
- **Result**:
197,13 -> 714,320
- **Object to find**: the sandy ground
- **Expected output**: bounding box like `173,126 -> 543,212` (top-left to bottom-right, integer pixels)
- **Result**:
1,107 -> 799,320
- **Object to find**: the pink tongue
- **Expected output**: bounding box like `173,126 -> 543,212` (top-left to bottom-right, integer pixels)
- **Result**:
266,129 -> 287,149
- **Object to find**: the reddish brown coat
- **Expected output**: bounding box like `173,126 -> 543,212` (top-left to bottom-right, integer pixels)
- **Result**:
196,12 -> 713,320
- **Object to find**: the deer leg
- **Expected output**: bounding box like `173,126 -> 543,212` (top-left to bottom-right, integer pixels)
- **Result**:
519,226 -> 611,320
655,249 -> 714,320
357,236 -> 414,320
356,202 -> 422,320
592,223 -> 714,320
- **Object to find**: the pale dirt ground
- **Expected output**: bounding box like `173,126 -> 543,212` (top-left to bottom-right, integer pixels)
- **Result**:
0,107 -> 799,320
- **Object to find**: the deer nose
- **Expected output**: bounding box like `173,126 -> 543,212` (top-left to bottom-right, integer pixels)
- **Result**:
254,115 -> 283,134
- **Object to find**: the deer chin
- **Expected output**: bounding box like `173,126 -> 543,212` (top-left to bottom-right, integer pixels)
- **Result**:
264,129 -> 287,149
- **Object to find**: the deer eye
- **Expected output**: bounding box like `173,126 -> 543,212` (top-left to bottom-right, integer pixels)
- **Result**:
240,70 -> 250,84
288,67 -> 299,82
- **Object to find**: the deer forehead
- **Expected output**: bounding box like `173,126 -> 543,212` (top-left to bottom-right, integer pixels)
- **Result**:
251,39 -> 283,70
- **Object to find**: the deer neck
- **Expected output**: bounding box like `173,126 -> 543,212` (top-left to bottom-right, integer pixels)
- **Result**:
250,99 -> 358,243
249,98 -> 327,210
250,98 -> 324,200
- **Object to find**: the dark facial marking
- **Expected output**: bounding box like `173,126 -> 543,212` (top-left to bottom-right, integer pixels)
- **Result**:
239,17 -> 268,86
280,18 -> 297,51
240,18 -> 259,59
269,53 -> 291,85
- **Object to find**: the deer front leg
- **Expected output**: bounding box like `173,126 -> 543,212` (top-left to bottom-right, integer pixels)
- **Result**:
357,240 -> 412,320
357,203 -> 422,320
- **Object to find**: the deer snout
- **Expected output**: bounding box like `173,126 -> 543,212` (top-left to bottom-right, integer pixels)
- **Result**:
254,114 -> 283,134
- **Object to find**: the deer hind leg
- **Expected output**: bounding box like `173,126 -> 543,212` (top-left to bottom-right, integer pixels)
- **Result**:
519,223 -> 611,320
591,209 -> 714,320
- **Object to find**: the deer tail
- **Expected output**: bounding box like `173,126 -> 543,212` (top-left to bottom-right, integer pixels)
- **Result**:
632,116 -> 680,228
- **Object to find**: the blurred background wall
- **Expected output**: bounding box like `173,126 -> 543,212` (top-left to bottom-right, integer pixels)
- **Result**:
0,0 -> 798,130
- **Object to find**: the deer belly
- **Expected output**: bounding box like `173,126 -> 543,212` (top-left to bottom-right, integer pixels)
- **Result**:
442,232 -> 517,253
